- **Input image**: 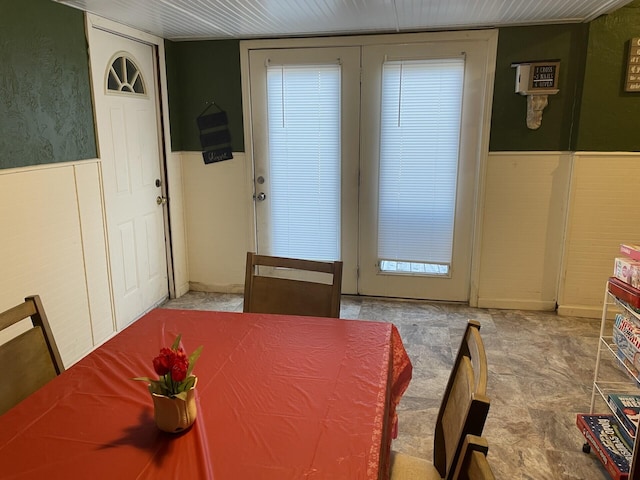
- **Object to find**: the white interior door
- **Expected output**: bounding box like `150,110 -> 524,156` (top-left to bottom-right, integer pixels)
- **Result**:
248,47 -> 360,293
358,39 -> 495,301
88,26 -> 169,329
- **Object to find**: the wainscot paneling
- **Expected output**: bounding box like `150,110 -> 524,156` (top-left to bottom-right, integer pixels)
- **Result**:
476,152 -> 572,311
180,151 -> 253,293
558,152 -> 640,318
0,162 -> 107,365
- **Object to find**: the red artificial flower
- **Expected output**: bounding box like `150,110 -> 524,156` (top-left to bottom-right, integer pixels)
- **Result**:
171,358 -> 189,382
153,347 -> 176,376
134,334 -> 203,398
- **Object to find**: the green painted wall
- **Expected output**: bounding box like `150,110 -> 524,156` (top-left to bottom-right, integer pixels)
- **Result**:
167,26 -> 590,153
3,0 -> 639,167
576,0 -> 640,151
0,0 -> 96,168
165,40 -> 244,152
489,24 -> 589,151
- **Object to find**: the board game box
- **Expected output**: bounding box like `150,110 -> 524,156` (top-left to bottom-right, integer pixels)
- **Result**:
614,257 -> 640,289
577,414 -> 632,480
609,277 -> 640,310
621,244 -> 640,262
613,313 -> 640,378
608,393 -> 640,441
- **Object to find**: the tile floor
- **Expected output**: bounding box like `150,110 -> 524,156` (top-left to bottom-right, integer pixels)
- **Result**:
163,292 -> 622,479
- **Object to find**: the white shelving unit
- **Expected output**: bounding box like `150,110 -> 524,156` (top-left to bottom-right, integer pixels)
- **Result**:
582,282 -> 640,479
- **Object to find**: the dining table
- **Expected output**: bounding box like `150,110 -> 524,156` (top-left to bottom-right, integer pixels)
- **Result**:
0,308 -> 412,479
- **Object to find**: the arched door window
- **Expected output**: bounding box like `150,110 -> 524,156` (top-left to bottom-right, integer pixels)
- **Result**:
107,54 -> 146,95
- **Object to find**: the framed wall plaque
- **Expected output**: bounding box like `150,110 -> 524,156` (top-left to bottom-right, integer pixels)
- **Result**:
625,38 -> 640,92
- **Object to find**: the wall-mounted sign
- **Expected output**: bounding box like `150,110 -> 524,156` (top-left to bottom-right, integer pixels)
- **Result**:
625,38 -> 640,92
511,60 -> 561,129
512,60 -> 560,95
196,103 -> 233,165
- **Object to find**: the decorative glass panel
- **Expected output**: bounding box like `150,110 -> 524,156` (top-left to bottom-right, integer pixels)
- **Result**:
107,55 -> 145,95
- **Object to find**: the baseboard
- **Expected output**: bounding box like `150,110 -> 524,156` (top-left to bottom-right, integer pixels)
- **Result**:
476,298 -> 557,311
556,304 -> 601,319
189,282 -> 245,294
175,282 -> 190,298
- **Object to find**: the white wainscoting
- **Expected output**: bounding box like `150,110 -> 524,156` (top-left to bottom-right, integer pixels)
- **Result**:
476,152 -> 572,311
178,151 -> 253,293
0,161 -> 112,366
557,152 -> 640,318
0,155 -> 190,365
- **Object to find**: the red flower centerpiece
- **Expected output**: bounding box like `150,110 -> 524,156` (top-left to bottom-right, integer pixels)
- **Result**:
134,334 -> 203,433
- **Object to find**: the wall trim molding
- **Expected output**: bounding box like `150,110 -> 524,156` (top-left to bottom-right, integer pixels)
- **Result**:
0,158 -> 100,176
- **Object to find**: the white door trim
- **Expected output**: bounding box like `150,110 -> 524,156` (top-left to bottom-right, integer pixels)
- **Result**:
85,13 -> 178,301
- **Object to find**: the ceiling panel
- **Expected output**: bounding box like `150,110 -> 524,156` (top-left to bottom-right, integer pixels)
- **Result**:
54,0 -> 633,41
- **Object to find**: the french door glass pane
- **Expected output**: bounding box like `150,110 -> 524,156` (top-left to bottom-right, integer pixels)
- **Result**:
377,58 -> 464,271
266,65 -> 341,261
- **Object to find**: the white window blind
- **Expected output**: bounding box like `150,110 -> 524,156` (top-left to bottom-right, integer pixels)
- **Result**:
266,64 -> 341,261
378,58 -> 464,269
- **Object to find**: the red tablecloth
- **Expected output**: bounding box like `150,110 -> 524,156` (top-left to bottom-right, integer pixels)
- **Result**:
0,309 -> 412,479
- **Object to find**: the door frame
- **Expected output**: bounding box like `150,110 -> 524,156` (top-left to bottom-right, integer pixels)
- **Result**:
240,30 -> 498,306
85,14 -> 178,305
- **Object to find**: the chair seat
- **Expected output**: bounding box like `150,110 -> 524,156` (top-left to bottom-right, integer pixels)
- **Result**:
390,451 -> 442,480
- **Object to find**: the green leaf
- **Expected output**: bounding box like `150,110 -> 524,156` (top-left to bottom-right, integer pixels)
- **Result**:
132,376 -> 155,383
148,382 -> 165,395
180,375 -> 196,391
171,333 -> 182,350
186,345 -> 203,377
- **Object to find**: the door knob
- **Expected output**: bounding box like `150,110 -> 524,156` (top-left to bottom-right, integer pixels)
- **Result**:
156,196 -> 168,205
254,192 -> 266,202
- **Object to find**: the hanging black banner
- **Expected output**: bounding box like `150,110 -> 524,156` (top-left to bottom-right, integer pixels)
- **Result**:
196,103 -> 233,165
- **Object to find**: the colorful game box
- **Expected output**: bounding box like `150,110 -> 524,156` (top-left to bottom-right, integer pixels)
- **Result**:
608,393 -> 640,441
609,277 -> 640,311
621,244 -> 640,262
613,313 -> 640,378
615,257 -> 640,289
577,414 -> 632,480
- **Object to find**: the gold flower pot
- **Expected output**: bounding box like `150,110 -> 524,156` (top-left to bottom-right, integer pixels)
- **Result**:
151,378 -> 198,433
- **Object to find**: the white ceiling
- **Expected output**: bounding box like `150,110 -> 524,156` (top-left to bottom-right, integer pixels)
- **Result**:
55,0 -> 633,41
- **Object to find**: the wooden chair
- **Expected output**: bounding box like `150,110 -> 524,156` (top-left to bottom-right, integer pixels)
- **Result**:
451,435 -> 496,480
0,295 -> 64,415
243,252 -> 343,318
390,320 -> 490,480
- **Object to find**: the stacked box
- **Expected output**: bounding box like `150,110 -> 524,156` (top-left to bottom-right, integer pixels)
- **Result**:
608,393 -> 640,442
621,244 -> 640,262
577,414 -> 632,480
613,313 -> 640,381
614,313 -> 640,357
614,257 -> 640,289
609,278 -> 640,312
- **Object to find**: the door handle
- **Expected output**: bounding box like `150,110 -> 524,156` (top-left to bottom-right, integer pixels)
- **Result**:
254,192 -> 266,202
156,196 -> 168,205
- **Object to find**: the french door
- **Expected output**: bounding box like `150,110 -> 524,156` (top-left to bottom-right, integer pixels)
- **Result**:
244,32 -> 497,301
248,47 -> 361,293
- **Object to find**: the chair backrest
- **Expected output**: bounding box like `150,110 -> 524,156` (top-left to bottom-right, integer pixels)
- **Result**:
451,435 -> 496,480
243,252 -> 343,318
434,319 -> 490,480
0,295 -> 64,415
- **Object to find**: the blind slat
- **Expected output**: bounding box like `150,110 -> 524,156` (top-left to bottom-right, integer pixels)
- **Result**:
267,65 -> 341,261
378,59 -> 464,264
